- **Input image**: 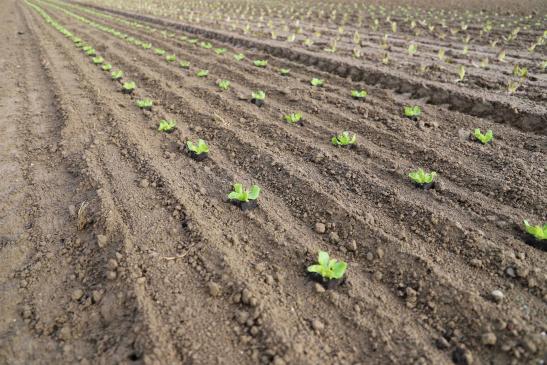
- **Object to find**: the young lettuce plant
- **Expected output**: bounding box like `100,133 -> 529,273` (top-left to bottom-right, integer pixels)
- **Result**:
85,48 -> 96,56
186,139 -> 209,160
473,129 -> 493,144
456,65 -> 466,82
523,220 -> 546,242
284,112 -> 303,126
234,53 -> 245,61
154,48 -> 166,56
196,69 -> 209,77
166,54 -> 177,62
279,68 -> 290,76
179,60 -> 190,69
351,90 -> 367,100
158,119 -> 176,133
121,81 -> 136,94
92,56 -> 104,65
331,131 -> 356,147
111,70 -> 123,80
253,59 -> 268,68
102,63 -> 112,71
310,78 -> 325,87
200,41 -> 213,49
228,183 -> 261,210
409,168 -> 437,189
136,98 -> 153,110
251,90 -> 266,106
217,80 -> 231,91
403,105 -> 422,120
142,42 -> 152,49
307,251 -> 347,289
214,48 -> 227,55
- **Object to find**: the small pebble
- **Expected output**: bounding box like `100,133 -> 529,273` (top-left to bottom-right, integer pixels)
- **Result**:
208,282 -> 221,297
314,223 -> 326,234
491,290 -> 504,304
481,332 -> 497,346
71,289 -> 84,301
311,319 -> 324,332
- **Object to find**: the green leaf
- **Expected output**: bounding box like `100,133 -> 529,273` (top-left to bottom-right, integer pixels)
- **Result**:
233,183 -> 243,195
307,264 -> 323,274
248,185 -> 261,200
317,251 -> 329,266
331,261 -> 347,279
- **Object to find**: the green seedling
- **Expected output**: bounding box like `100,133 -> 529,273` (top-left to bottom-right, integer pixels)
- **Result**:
234,53 -> 245,61
284,112 -> 302,125
200,41 -> 212,49
142,42 -> 152,49
279,68 -> 290,76
154,48 -> 166,56
253,59 -> 268,67
408,43 -> 418,56
186,139 -> 209,155
92,56 -> 104,65
214,48 -> 227,55
82,45 -> 92,52
179,60 -> 190,69
166,54 -> 177,62
513,64 -> 528,79
404,105 -> 422,118
473,129 -> 493,144
122,81 -> 136,92
307,251 -> 347,280
101,63 -> 112,71
228,183 -> 261,202
85,48 -> 96,56
456,65 -> 466,82
217,80 -> 231,90
251,90 -> 266,100
196,69 -> 209,77
311,78 -> 325,87
351,90 -> 367,99
408,168 -> 437,185
332,131 -> 356,146
111,70 -> 123,80
136,98 -> 153,110
158,119 -> 176,132
523,220 -> 546,240
188,38 -> 198,44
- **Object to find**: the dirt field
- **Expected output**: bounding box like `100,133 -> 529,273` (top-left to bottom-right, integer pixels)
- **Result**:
0,0 -> 545,364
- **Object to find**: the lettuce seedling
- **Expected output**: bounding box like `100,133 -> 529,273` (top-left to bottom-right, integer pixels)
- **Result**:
122,81 -> 136,93
310,78 -> 324,87
332,131 -> 356,147
513,64 -> 528,79
456,65 -> 465,82
186,139 -> 209,155
351,90 -> 367,99
214,48 -> 227,55
85,48 -> 96,56
188,38 -> 198,44
102,63 -> 112,71
92,56 -> 104,65
142,42 -> 152,49
111,70 -> 123,80
284,112 -> 302,125
136,98 -> 153,110
404,105 -> 422,119
234,53 -> 245,61
82,45 -> 92,52
196,69 -> 209,77
200,41 -> 212,49
523,220 -> 546,240
254,59 -> 268,67
228,183 -> 261,202
409,168 -> 436,185
307,251 -> 347,280
279,68 -> 290,76
166,54 -> 177,62
217,80 -> 231,90
251,90 -> 266,106
158,119 -> 176,132
179,60 -> 190,69
154,48 -> 166,56
473,129 -> 493,144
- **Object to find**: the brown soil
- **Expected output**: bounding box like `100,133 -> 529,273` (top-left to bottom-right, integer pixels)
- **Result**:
0,0 -> 545,365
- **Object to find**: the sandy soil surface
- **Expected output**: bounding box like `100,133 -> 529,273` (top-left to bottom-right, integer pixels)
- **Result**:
0,0 -> 545,364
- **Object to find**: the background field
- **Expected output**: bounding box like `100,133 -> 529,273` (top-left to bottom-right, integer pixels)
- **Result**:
0,0 -> 545,364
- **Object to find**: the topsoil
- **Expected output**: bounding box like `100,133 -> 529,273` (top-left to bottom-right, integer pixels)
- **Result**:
0,0 -> 545,364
